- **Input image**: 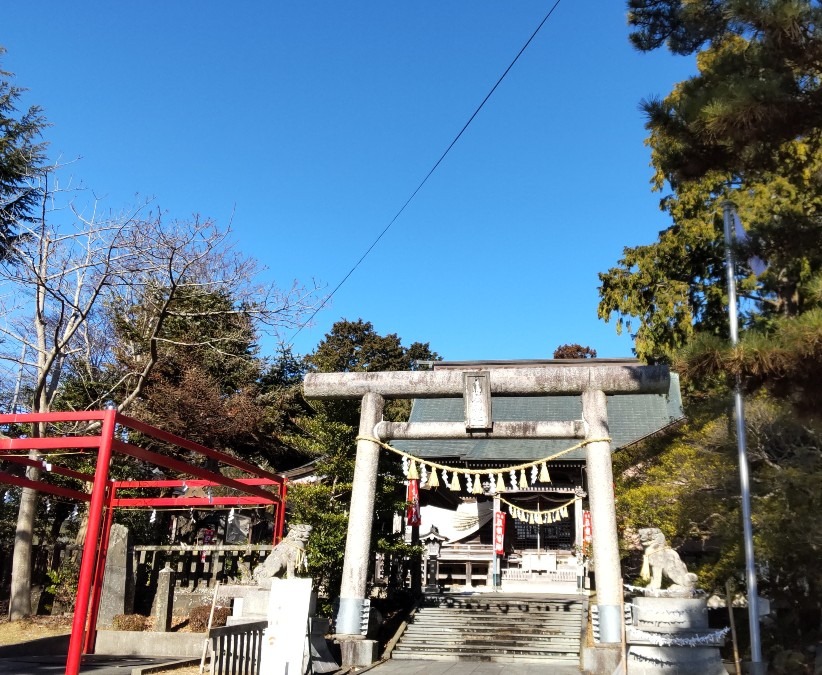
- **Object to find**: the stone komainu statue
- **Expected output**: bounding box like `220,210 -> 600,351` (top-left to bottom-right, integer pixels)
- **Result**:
638,527 -> 698,591
253,523 -> 312,582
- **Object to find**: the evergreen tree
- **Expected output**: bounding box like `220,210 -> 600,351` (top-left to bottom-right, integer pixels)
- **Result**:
598,3 -> 822,664
283,319 -> 440,609
0,48 -> 48,259
627,0 -> 822,183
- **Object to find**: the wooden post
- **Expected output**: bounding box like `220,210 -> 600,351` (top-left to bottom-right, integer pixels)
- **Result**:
200,580 -> 220,674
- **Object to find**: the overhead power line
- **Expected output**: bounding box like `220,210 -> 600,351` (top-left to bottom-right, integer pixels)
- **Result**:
288,0 -> 564,348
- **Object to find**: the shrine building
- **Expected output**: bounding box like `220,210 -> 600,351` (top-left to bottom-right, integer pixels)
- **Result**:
393,358 -> 683,593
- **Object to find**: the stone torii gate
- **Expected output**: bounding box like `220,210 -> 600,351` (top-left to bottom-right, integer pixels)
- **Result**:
304,363 -> 669,649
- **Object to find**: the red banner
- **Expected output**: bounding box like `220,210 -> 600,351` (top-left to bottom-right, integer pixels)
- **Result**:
494,511 -> 505,554
406,479 -> 421,526
583,510 -> 592,543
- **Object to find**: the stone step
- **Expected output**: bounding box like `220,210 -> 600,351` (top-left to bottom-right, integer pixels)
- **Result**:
398,637 -> 580,649
393,593 -> 586,664
405,624 -> 580,635
434,597 -> 583,606
393,655 -> 580,665
413,610 -> 582,619
408,617 -> 582,633
433,595 -> 582,603
425,605 -> 583,613
421,606 -> 583,616
426,607 -> 583,617
411,612 -> 582,628
393,644 -> 580,659
402,630 -> 580,640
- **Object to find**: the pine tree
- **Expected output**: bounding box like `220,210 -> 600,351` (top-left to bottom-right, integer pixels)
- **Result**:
0,48 -> 48,258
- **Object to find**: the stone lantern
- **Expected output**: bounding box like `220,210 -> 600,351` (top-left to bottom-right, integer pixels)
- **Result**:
421,526 -> 447,594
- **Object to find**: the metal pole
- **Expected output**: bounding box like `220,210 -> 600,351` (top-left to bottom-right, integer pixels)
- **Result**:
66,408 -> 117,675
722,201 -> 763,671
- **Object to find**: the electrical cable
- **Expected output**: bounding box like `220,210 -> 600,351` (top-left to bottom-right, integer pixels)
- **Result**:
287,0 -> 564,347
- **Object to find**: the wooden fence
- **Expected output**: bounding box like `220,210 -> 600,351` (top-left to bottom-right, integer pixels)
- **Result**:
134,544 -> 274,591
208,620 -> 267,675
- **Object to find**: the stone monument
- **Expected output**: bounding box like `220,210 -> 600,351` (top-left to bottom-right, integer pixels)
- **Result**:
97,523 -> 134,626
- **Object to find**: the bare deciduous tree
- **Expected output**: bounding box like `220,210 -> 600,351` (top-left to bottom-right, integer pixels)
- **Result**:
0,174 -> 320,618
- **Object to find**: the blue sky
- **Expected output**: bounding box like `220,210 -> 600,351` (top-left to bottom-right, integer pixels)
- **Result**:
3,2 -> 693,362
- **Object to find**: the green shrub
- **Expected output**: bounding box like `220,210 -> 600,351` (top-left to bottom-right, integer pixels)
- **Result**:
45,556 -> 81,612
189,604 -> 231,632
112,614 -> 149,631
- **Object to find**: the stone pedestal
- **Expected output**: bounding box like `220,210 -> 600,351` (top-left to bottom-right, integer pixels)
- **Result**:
260,578 -> 314,675
221,581 -> 339,672
340,638 -> 379,666
220,583 -> 271,624
626,596 -> 726,674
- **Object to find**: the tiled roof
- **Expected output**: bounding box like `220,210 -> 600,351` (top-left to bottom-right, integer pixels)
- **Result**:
393,373 -> 683,462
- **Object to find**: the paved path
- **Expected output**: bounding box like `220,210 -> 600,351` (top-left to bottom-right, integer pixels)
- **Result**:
366,659 -> 582,674
0,654 -> 174,675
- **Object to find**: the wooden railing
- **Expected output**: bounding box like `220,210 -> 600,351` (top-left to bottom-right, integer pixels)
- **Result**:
208,620 -> 267,675
437,543 -> 490,561
502,568 -> 577,582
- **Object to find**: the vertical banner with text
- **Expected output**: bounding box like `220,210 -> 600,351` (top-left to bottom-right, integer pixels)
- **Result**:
406,479 -> 421,526
494,511 -> 505,554
583,510 -> 592,544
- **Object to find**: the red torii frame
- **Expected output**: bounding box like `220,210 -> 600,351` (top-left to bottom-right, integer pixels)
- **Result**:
0,409 -> 287,675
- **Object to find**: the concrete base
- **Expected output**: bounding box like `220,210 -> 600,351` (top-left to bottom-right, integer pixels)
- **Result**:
632,596 -> 709,631
625,596 -> 726,675
582,644 -> 622,675
95,630 -> 205,657
339,638 -> 378,666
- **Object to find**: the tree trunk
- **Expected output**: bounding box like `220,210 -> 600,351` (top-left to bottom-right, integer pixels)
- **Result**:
9,453 -> 41,620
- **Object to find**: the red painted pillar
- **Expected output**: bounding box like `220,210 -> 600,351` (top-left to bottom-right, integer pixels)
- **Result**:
84,479 -> 116,653
274,480 -> 287,544
66,409 -> 117,675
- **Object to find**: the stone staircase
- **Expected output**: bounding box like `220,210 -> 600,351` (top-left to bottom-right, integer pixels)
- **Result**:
392,593 -> 586,665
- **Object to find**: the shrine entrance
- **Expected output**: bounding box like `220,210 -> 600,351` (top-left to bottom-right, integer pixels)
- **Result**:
303,359 -> 675,649
0,410 -> 286,675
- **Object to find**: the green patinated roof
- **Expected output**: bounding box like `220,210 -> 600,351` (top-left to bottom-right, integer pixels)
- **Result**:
394,373 -> 683,462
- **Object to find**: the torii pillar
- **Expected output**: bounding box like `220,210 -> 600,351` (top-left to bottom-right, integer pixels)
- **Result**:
304,364 -> 669,649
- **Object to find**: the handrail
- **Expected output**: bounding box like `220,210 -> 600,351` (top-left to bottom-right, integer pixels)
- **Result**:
209,619 -> 267,638
209,620 -> 267,675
